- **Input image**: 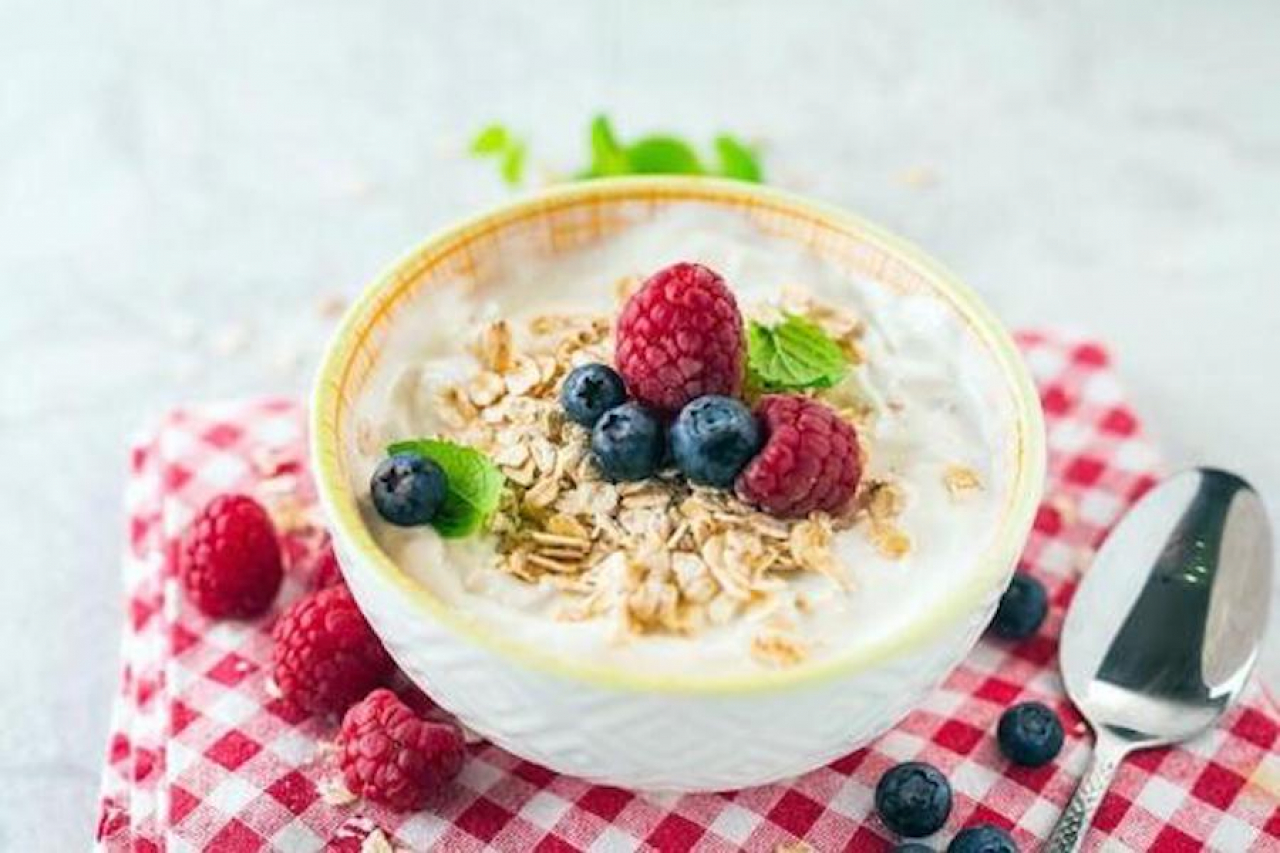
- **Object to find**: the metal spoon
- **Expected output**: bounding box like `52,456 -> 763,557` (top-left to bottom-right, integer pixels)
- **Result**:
1046,468 -> 1273,852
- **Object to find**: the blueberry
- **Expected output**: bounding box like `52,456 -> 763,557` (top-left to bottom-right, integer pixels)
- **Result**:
670,395 -> 762,487
561,363 -> 628,427
590,402 -> 665,482
875,761 -> 952,838
893,845 -> 935,852
997,701 -> 1064,767
946,824 -> 1017,853
989,573 -> 1048,639
371,453 -> 448,526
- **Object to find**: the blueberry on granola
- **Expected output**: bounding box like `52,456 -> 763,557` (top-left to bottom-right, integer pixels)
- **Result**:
371,452 -> 448,526
875,761 -> 952,838
670,395 -> 762,487
560,363 -> 628,427
988,573 -> 1048,639
590,402 -> 665,482
997,701 -> 1064,767
946,824 -> 1017,853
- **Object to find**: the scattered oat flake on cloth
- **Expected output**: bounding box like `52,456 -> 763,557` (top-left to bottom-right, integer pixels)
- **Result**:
96,332 -> 1280,852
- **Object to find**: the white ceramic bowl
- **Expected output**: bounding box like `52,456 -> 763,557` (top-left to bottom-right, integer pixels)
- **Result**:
312,177 -> 1046,792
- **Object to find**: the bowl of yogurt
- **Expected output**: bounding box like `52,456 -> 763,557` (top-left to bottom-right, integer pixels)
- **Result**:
312,176 -> 1046,791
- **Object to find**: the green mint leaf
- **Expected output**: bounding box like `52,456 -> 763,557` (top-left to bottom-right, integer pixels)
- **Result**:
746,314 -> 849,391
471,117 -> 768,188
386,439 -> 505,538
714,134 -> 763,182
470,124 -> 510,156
624,135 -> 705,175
576,117 -> 765,182
469,123 -> 528,186
586,114 -> 630,177
500,141 -> 526,186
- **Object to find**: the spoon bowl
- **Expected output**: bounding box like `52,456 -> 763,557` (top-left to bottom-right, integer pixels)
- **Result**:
1048,468 -> 1272,851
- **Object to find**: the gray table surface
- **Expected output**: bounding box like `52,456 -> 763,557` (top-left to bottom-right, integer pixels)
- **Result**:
2,1 -> 1278,849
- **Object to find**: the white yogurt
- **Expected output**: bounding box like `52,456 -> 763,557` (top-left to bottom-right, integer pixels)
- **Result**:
347,206 -> 1015,676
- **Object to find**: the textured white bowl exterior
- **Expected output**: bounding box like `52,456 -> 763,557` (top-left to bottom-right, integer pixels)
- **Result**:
334,531 -> 1009,792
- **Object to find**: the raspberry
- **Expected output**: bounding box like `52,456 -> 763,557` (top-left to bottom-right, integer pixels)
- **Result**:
615,262 -> 745,414
272,585 -> 394,715
339,688 -> 465,811
735,395 -> 862,518
313,541 -> 344,589
178,494 -> 283,618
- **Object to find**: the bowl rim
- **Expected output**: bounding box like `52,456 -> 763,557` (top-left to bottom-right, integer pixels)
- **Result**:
311,175 -> 1047,696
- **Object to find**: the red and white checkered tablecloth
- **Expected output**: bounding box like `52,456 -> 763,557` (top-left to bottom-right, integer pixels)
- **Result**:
95,331 -> 1280,852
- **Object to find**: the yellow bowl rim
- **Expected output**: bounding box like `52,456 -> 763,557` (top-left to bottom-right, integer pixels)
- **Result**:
311,175 -> 1047,696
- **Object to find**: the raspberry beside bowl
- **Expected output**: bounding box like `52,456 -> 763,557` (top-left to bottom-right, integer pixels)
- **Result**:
311,176 -> 1046,791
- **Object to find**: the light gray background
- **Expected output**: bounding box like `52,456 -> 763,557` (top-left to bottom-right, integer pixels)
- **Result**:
2,1 -> 1278,849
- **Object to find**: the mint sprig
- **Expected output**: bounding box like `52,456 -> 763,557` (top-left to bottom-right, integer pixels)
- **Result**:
470,115 -> 764,187
713,134 -> 763,182
469,124 -> 528,187
746,314 -> 850,392
620,135 -> 704,176
579,115 -> 761,182
586,115 -> 631,177
386,439 -> 505,538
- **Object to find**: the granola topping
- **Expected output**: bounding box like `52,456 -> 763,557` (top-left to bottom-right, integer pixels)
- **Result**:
406,300 -> 903,654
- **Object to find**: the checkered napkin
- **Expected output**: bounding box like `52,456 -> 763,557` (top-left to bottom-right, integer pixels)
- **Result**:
96,331 -> 1280,852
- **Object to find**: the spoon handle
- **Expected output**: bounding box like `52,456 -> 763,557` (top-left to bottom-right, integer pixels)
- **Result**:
1046,728 -> 1129,852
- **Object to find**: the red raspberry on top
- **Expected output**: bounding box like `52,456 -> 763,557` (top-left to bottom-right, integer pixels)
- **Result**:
339,688 -> 465,812
616,262 -> 745,414
272,585 -> 394,715
736,395 -> 862,518
178,493 -> 283,619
